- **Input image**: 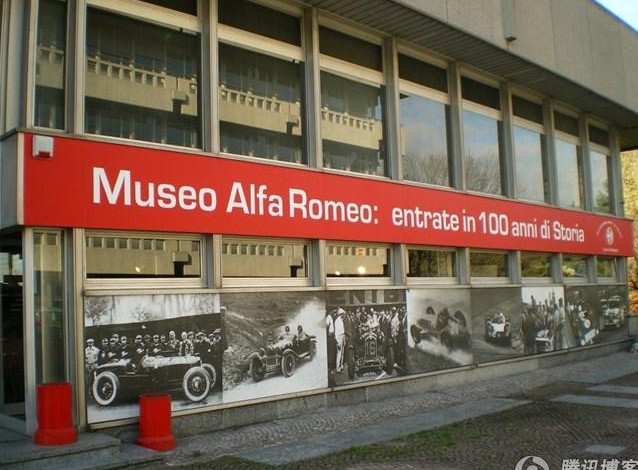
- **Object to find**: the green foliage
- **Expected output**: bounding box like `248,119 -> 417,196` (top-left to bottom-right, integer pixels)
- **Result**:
622,151 -> 638,312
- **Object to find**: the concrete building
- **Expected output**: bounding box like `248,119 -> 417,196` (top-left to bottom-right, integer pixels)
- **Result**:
0,0 -> 636,436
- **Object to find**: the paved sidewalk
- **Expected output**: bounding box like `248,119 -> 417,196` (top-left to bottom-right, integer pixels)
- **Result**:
137,350 -> 638,469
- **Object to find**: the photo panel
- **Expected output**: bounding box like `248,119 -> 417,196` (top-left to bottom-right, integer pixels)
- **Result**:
406,288 -> 472,373
521,286 -> 572,354
222,291 -> 327,403
326,289 -> 407,387
471,287 -> 523,363
84,294 -> 222,424
565,284 -> 629,346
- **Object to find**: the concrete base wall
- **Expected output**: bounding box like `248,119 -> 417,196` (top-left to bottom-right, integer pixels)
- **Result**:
103,339 -> 631,441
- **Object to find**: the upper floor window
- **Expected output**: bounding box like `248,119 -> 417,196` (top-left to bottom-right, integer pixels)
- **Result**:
462,77 -> 504,195
596,256 -> 618,281
85,7 -> 201,147
35,0 -> 67,130
512,96 -> 549,203
562,254 -> 589,281
218,0 -> 304,164
521,251 -> 552,279
320,27 -> 386,176
554,111 -> 584,210
398,53 -> 451,187
589,125 -> 612,214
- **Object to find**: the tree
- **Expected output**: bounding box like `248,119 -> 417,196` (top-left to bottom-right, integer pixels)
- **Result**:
621,150 -> 638,312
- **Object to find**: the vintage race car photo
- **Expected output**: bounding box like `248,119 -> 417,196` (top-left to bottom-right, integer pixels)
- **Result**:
346,324 -> 387,380
92,355 -> 214,406
247,328 -> 317,382
410,307 -> 471,351
601,295 -> 626,329
484,312 -> 511,346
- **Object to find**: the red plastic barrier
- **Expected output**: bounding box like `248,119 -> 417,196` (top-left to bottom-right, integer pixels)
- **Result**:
137,393 -> 175,451
34,382 -> 78,446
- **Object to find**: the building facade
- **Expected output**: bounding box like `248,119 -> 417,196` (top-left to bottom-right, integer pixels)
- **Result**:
0,0 -> 636,435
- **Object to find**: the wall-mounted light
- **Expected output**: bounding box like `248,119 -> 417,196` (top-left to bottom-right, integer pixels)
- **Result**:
33,135 -> 54,159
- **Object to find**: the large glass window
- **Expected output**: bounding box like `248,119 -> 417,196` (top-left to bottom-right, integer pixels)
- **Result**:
85,8 -> 200,147
407,248 -> 456,278
562,254 -> 588,280
462,77 -> 503,195
590,150 -> 611,214
513,96 -> 548,203
85,233 -> 201,279
326,242 -> 390,278
320,28 -> 386,176
470,250 -> 509,278
555,139 -> 584,209
399,54 -> 451,186
222,237 -> 308,279
35,0 -> 66,129
597,256 -> 618,280
218,0 -> 304,163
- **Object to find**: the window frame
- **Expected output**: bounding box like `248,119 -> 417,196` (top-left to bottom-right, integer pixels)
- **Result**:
469,249 -> 511,284
325,241 -> 393,286
83,230 -> 206,290
221,235 -> 312,288
561,253 -> 590,283
520,251 -> 554,283
405,245 -> 458,285
596,256 -> 619,283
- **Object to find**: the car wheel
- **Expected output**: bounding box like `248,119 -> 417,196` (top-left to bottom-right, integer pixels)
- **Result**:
410,325 -> 421,344
92,371 -> 119,406
203,363 -> 217,390
182,366 -> 211,402
440,330 -> 453,349
281,351 -> 296,377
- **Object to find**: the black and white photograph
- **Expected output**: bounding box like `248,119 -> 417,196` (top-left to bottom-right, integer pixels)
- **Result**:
471,287 -> 523,363
84,294 -> 223,424
565,285 -> 629,346
221,291 -> 327,404
326,290 -> 407,387
406,289 -> 472,373
521,286 -> 572,354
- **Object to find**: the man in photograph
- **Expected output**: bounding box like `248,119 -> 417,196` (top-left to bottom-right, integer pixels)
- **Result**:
335,308 -> 346,372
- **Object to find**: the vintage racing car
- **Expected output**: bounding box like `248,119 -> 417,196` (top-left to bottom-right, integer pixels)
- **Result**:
346,323 -> 387,380
410,307 -> 470,351
601,295 -> 625,329
484,312 -> 511,346
247,329 -> 316,382
92,355 -> 213,406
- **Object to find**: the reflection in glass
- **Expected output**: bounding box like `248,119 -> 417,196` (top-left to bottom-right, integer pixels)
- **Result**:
562,255 -> 588,278
326,243 -> 390,277
591,150 -> 611,213
463,111 -> 502,195
35,0 -> 66,129
222,238 -> 307,278
470,251 -> 508,277
597,257 -> 618,279
408,249 -> 456,277
556,140 -> 583,209
521,252 -> 551,277
34,231 -> 66,384
85,9 -> 200,147
218,44 -> 304,163
86,235 -> 201,278
321,72 -> 386,176
400,94 -> 450,186
514,126 -> 547,203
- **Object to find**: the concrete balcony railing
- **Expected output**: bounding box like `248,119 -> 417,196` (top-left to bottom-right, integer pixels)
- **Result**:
320,107 -> 382,151
35,45 -> 65,90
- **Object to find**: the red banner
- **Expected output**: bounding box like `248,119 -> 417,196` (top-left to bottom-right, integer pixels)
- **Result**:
22,133 -> 634,256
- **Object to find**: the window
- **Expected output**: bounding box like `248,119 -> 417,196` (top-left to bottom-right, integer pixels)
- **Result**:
554,111 -> 584,210
512,96 -> 548,203
85,232 -> 202,279
521,252 -> 552,278
407,248 -> 456,278
320,27 -> 386,176
35,0 -> 66,129
218,0 -> 304,164
462,77 -> 503,195
221,237 -> 308,279
470,250 -> 509,278
562,254 -> 588,280
326,242 -> 390,278
597,257 -> 618,280
85,8 -> 201,147
398,54 -> 451,186
142,0 -> 197,15
589,125 -> 612,214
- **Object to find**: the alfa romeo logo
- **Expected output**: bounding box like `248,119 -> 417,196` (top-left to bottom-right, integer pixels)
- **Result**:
515,455 -> 550,470
605,226 -> 615,246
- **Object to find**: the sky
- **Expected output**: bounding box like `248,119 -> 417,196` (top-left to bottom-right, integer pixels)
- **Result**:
593,0 -> 638,32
